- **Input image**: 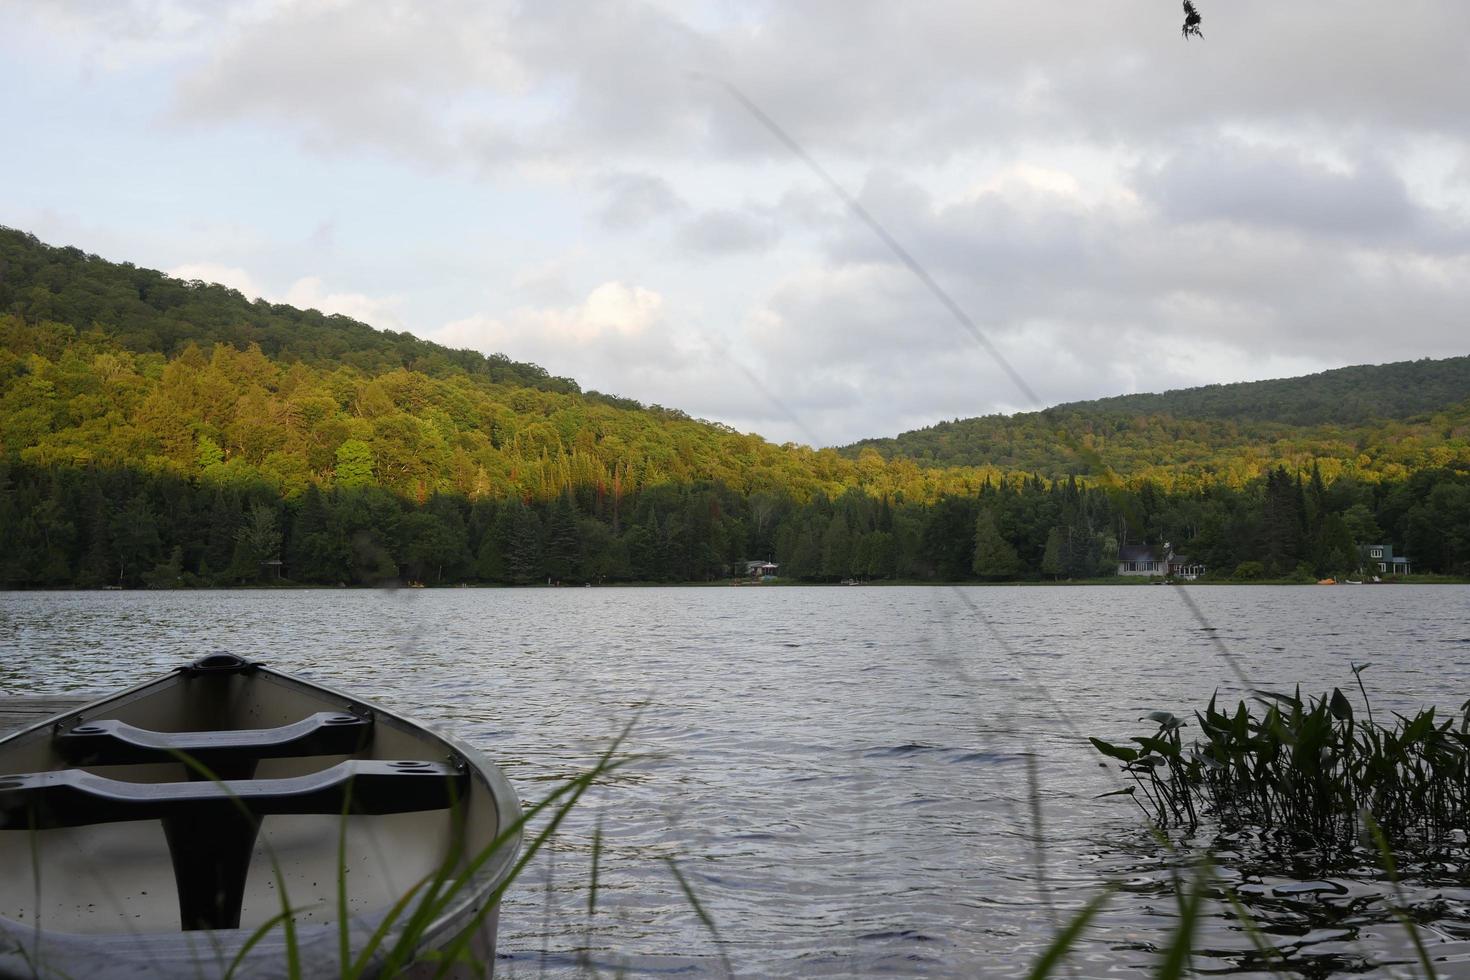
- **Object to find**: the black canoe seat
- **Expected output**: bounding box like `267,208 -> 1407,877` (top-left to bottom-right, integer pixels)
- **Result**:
0,760 -> 468,931
55,711 -> 373,768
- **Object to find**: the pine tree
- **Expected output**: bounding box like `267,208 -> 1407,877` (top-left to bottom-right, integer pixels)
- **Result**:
542,492 -> 582,582
1041,526 -> 1064,579
972,509 -> 1020,579
506,503 -> 543,584
820,513 -> 852,580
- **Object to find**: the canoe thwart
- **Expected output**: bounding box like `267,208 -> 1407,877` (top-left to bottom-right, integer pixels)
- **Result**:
0,759 -> 468,829
0,759 -> 469,932
56,711 -> 373,767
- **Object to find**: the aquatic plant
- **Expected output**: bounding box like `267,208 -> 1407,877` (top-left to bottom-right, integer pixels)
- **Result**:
1091,667 -> 1470,851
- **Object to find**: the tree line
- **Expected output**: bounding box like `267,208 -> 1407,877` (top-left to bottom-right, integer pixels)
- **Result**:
3,458 -> 1466,589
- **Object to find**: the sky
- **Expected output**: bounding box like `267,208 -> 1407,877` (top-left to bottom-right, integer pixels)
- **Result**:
4,1 -> 1469,447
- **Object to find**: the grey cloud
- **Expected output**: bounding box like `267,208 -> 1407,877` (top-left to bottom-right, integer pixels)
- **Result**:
1143,142 -> 1422,240
731,165 -> 1470,440
595,173 -> 687,230
34,0 -> 1470,446
170,0 -> 516,159
163,1 -> 1470,173
675,208 -> 780,256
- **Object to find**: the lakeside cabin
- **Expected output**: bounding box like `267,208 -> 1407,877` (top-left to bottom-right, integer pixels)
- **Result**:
743,560 -> 779,581
1361,544 -> 1412,576
1117,542 -> 1205,580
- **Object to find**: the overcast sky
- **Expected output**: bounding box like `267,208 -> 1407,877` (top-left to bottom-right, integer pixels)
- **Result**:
4,1 -> 1469,446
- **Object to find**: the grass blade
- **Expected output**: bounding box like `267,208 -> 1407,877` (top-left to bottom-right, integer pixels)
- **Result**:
1365,812 -> 1438,979
1026,885 -> 1114,980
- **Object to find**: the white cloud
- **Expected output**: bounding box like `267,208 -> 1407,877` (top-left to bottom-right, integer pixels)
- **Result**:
432,282 -> 677,377
166,262 -> 263,298
283,277 -> 404,329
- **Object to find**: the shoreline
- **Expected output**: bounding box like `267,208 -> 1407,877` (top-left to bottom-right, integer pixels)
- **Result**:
4,575 -> 1467,592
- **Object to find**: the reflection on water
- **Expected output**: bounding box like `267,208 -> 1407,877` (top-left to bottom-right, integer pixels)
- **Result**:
1094,824 -> 1470,976
3,585 -> 1470,976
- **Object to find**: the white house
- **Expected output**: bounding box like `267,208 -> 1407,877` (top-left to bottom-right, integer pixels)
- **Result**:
1117,542 -> 1204,580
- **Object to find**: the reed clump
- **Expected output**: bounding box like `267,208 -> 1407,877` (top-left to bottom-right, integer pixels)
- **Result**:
1091,666 -> 1470,852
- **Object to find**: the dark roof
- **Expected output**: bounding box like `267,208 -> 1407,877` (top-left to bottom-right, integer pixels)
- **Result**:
1118,544 -> 1156,562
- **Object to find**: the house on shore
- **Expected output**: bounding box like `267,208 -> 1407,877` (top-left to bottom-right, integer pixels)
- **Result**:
1117,544 -> 1166,577
1117,542 -> 1205,580
1360,544 -> 1412,576
743,560 -> 779,581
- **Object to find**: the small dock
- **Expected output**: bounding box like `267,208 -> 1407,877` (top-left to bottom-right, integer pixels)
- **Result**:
0,695 -> 93,738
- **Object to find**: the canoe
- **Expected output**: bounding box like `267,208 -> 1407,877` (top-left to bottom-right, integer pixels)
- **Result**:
0,654 -> 522,978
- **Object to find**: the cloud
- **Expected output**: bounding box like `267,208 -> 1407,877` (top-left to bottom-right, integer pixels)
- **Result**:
283,277 -> 404,330
167,262 -> 264,298
724,158 -> 1470,441
165,260 -> 408,330
14,0 -> 1470,447
674,208 -> 780,256
431,281 -> 686,383
594,173 -> 687,230
1142,140 -> 1431,241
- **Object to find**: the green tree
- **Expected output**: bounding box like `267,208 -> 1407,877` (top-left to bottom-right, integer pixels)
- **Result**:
400,511 -> 467,584
143,546 -> 185,589
1341,502 -> 1381,545
820,513 -> 853,580
1040,526 -> 1064,579
232,504 -> 282,581
110,491 -> 160,587
1317,513 -> 1360,576
506,502 -> 543,584
972,509 -> 1019,579
542,492 -> 582,582
334,439 -> 375,489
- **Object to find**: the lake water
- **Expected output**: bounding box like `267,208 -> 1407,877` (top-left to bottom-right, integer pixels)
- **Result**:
4,585 -> 1470,977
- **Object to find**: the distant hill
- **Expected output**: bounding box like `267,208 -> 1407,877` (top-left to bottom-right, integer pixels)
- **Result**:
842,357 -> 1470,474
1048,357 -> 1470,427
0,227 -> 1005,509
0,226 -> 594,398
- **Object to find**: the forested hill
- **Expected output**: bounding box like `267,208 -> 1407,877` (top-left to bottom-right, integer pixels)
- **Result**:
0,226 -> 598,400
1052,357 -> 1470,426
3,227 -> 1470,587
842,356 -> 1470,472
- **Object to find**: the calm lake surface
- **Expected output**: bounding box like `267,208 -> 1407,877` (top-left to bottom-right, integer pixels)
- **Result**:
4,585 -> 1470,977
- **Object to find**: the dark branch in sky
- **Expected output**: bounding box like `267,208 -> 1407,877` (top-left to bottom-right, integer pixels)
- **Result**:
1182,1 -> 1204,39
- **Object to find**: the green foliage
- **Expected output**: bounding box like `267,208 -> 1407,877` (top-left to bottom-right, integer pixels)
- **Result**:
4,227 -> 1470,588
1040,527 -> 1063,579
842,358 -> 1470,487
0,226 -> 583,396
333,440 -> 375,490
972,509 -> 1019,579
1092,679 -> 1470,853
233,504 -> 282,581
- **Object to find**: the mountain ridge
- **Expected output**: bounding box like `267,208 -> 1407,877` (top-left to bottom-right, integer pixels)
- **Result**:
3,226 -> 1469,586
841,355 -> 1470,472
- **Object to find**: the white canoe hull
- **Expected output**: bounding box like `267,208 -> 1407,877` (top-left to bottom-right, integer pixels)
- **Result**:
0,655 -> 521,978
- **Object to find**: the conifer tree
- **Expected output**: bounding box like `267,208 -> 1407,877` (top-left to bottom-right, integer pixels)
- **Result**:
972,509 -> 1020,580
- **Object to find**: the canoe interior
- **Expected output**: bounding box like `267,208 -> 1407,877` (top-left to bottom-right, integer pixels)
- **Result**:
0,657 -> 516,956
